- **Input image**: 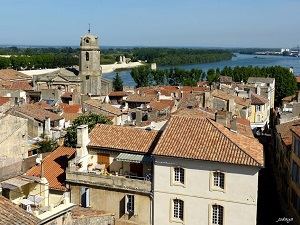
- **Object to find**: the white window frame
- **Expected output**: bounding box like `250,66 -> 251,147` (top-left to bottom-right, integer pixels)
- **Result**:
125,194 -> 136,215
171,166 -> 186,187
256,105 -> 261,112
210,171 -> 226,192
170,198 -> 184,223
210,204 -> 224,225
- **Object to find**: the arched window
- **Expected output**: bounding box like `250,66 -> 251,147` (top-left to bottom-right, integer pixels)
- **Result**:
86,52 -> 89,61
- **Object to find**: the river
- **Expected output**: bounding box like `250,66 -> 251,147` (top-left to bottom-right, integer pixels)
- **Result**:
103,54 -> 300,86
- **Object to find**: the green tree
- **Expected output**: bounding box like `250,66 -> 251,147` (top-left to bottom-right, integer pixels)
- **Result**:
0,57 -> 10,69
113,73 -> 124,91
64,113 -> 113,147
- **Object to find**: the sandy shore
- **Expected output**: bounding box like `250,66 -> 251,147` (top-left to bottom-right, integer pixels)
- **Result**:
101,62 -> 144,74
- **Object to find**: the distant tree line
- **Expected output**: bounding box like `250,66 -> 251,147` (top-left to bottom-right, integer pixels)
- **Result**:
131,66 -> 206,87
131,65 -> 297,106
131,48 -> 233,66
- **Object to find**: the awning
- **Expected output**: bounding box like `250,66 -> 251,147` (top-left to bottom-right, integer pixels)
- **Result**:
115,153 -> 152,164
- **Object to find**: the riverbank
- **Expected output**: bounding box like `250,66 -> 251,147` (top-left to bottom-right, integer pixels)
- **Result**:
101,62 -> 145,74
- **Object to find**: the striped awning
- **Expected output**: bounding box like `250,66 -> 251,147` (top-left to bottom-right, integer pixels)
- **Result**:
115,153 -> 152,164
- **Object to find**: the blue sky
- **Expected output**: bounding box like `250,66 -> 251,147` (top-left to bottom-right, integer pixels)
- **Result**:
1,0 -> 300,48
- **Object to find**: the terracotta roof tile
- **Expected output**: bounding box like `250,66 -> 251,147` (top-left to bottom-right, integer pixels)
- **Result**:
0,97 -> 10,106
84,99 -> 122,115
59,103 -> 82,113
14,104 -> 63,122
61,92 -> 73,98
148,100 -> 171,111
89,124 -> 161,153
291,125 -> 300,138
296,76 -> 300,83
62,113 -> 82,123
0,69 -> 32,81
126,93 -> 156,102
251,93 -> 268,105
108,91 -> 128,97
276,119 -> 300,146
153,115 -> 264,167
212,90 -> 250,106
220,75 -> 233,83
26,146 -> 76,190
0,195 -> 40,224
3,81 -> 33,91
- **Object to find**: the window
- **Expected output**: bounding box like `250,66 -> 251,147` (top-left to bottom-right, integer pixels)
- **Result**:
212,205 -> 224,225
294,137 -> 300,157
174,167 -> 184,184
256,105 -> 261,111
85,52 -> 89,61
213,172 -> 225,189
126,195 -> 135,214
173,199 -> 184,221
256,114 -> 260,122
81,187 -> 90,208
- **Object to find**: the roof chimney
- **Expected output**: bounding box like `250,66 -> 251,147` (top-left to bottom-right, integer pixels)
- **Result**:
230,115 -> 238,133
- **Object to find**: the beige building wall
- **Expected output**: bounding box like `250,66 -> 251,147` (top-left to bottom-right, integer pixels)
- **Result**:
70,184 -> 151,225
153,156 -> 260,225
0,115 -> 28,159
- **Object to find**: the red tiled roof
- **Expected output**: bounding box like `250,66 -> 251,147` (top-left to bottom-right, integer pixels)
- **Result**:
14,104 -> 63,122
59,103 -> 82,113
3,81 -> 33,91
62,113 -> 82,123
153,115 -> 264,167
89,124 -> 161,153
276,119 -> 300,146
0,97 -> 10,106
148,101 -> 170,111
0,69 -> 32,81
290,125 -> 300,138
296,76 -> 300,83
26,146 -> 76,190
108,91 -> 128,97
61,92 -> 73,98
212,90 -> 250,107
84,100 -> 122,115
34,101 -> 53,109
126,93 -> 155,102
0,196 -> 40,224
251,93 -> 268,105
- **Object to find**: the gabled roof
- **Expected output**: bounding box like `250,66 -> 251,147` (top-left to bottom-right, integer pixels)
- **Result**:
153,115 -> 264,167
13,104 -> 63,122
26,146 -> 76,190
296,76 -> 300,83
251,93 -> 268,105
220,75 -> 233,83
0,195 -> 40,224
89,124 -> 161,153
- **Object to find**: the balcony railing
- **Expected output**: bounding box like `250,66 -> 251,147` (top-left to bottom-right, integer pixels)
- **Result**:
66,168 -> 152,194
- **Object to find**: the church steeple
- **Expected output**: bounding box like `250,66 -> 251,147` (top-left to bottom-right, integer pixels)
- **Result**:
79,31 -> 102,96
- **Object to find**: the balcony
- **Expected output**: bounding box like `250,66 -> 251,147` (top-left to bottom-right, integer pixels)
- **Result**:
66,167 -> 152,194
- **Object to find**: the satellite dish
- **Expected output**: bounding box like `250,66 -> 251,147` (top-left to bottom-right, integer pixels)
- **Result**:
36,158 -> 42,165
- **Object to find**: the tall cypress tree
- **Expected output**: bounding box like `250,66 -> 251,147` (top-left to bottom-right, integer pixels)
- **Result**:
113,73 -> 124,91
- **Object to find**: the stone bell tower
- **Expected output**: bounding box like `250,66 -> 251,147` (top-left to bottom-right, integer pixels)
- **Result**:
79,27 -> 102,96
